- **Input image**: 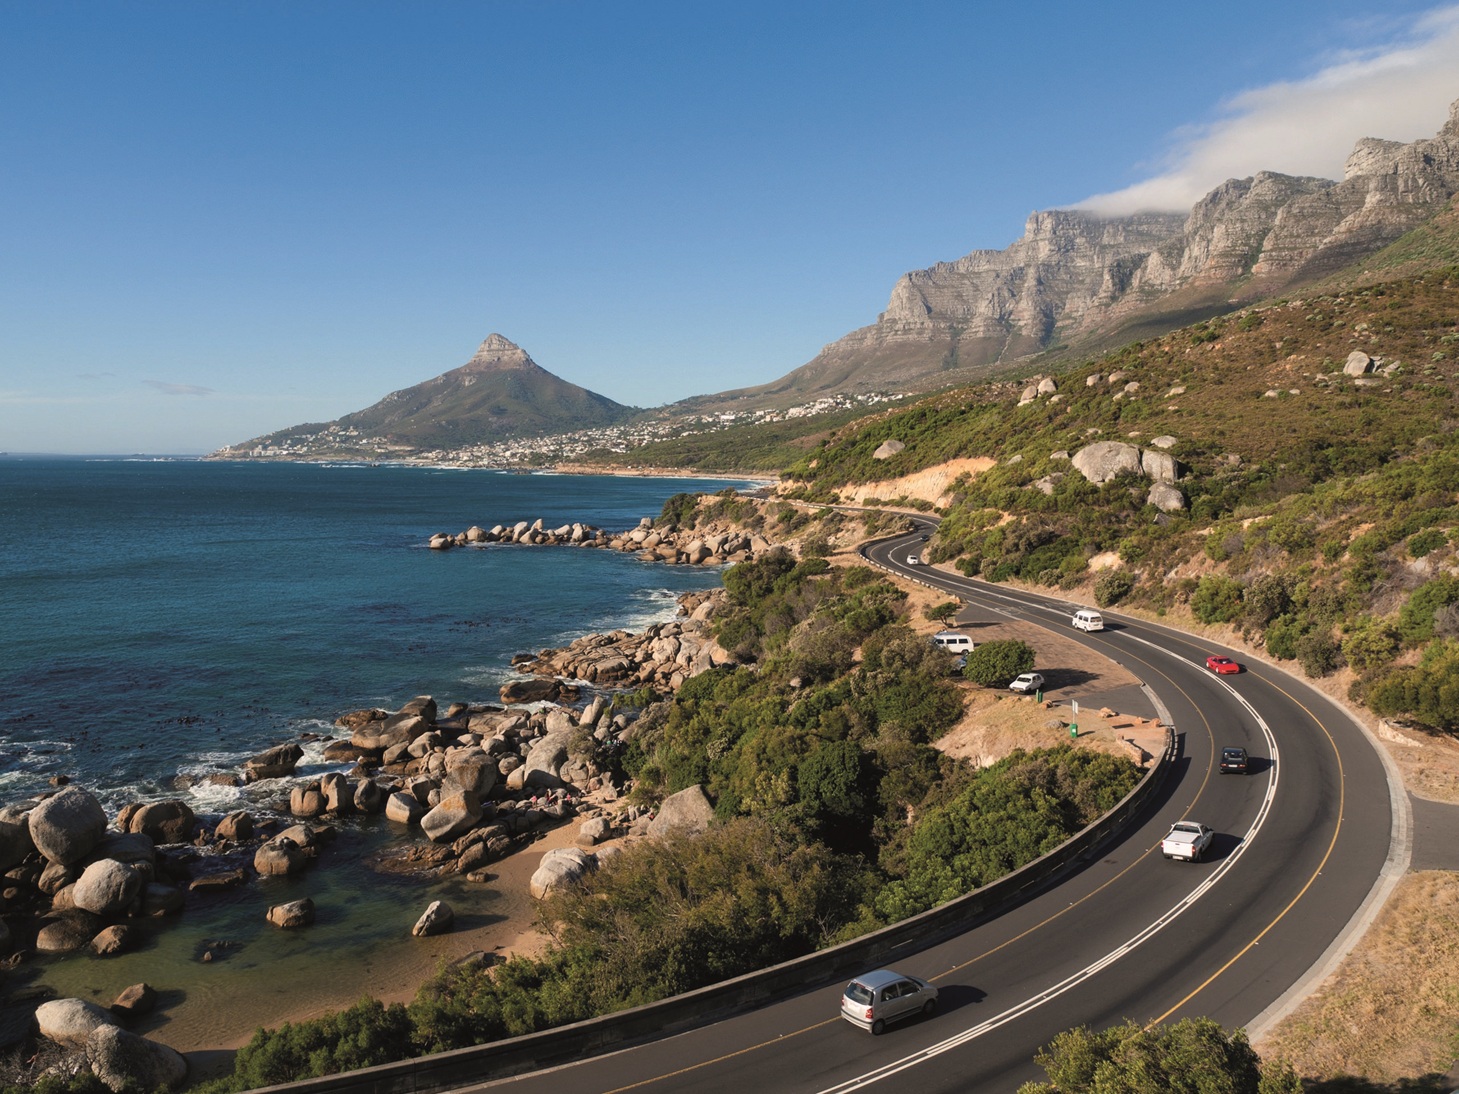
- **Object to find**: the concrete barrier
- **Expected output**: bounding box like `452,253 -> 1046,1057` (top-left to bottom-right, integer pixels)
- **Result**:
248,725 -> 1175,1094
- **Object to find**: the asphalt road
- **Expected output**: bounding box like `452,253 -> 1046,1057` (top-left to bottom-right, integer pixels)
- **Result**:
469,520 -> 1407,1094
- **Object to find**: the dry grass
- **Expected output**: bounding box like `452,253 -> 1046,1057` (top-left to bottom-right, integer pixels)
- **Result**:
1256,871 -> 1459,1083
935,687 -> 1161,769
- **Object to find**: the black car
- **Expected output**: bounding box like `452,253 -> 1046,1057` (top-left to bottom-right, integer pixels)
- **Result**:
1219,746 -> 1249,774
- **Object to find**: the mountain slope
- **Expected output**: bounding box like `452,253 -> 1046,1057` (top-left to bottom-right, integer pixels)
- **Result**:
215,335 -> 637,458
689,98 -> 1459,413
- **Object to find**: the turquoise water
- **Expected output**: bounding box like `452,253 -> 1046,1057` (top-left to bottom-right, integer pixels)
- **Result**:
0,457 -> 750,1050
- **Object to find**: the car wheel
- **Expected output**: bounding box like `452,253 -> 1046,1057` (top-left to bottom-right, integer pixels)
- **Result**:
871,1019 -> 885,1036
922,999 -> 937,1017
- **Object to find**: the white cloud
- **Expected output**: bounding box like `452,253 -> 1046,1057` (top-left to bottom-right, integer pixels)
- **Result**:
1075,5 -> 1459,216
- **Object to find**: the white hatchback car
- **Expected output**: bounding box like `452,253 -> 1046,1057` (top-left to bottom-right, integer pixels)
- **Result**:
840,969 -> 938,1034
1009,671 -> 1045,694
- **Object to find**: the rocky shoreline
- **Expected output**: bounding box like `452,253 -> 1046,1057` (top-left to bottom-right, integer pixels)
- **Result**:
0,510 -> 774,1090
427,515 -> 777,566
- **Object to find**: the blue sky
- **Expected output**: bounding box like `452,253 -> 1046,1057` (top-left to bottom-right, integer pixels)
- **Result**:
3,2 -> 1458,455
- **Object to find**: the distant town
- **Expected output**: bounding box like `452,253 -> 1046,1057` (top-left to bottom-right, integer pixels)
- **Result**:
217,391 -> 904,467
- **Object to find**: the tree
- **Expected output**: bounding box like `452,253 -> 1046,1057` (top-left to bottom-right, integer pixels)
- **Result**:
926,600 -> 961,627
1017,1018 -> 1300,1094
962,639 -> 1036,687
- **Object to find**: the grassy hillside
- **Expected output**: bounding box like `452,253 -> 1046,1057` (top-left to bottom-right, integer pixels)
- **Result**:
783,266 -> 1459,733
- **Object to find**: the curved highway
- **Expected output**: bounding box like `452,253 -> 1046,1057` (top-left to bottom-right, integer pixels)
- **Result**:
474,519 -> 1407,1094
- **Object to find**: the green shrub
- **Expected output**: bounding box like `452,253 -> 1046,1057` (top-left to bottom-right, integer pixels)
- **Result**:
1408,527 -> 1447,558
874,748 -> 1139,924
1191,575 -> 1245,624
1367,637 -> 1459,731
1018,1017 -> 1299,1094
962,640 -> 1036,687
1264,614 -> 1304,660
224,998 -> 416,1091
1341,616 -> 1401,673
1242,574 -> 1294,630
1296,630 -> 1342,678
1092,569 -> 1135,607
1399,576 -> 1459,644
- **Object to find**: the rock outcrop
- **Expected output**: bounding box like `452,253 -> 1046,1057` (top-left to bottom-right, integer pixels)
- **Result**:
28,787 -> 108,865
85,1024 -> 188,1093
529,847 -> 597,898
34,998 -> 119,1047
412,900 -> 454,937
701,99 -> 1459,405
427,515 -> 778,569
646,784 -> 716,839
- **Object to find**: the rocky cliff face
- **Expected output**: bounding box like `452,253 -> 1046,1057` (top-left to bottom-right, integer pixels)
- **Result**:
718,99 -> 1459,406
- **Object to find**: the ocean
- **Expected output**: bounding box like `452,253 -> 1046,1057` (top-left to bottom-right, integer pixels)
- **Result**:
0,457 -> 753,1050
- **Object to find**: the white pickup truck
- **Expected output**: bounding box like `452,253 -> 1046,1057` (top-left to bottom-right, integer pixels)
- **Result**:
1161,821 -> 1215,862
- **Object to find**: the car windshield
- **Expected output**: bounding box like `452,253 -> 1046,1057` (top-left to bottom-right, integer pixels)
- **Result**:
845,982 -> 873,1005
1172,822 -> 1201,834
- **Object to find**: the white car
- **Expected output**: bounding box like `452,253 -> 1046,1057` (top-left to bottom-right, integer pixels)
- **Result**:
906,554 -> 921,566
1009,672 -> 1045,694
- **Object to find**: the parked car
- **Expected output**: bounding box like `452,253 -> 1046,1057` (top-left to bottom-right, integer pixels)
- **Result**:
1161,821 -> 1215,861
1206,655 -> 1241,674
1220,746 -> 1249,774
840,969 -> 938,1034
931,631 -> 974,653
1009,671 -> 1045,694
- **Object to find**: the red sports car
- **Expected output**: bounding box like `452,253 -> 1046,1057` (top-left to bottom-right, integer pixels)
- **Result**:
1206,655 -> 1241,675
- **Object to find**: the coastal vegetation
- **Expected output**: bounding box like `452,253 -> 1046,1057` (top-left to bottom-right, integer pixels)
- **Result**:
195,531 -> 1141,1091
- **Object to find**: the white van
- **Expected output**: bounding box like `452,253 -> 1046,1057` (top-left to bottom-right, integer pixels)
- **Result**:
931,631 -> 975,652
1072,609 -> 1104,632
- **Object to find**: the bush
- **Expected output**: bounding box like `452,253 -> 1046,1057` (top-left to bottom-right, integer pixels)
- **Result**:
1191,575 -> 1245,624
1367,637 -> 1459,730
223,998 -> 416,1091
1408,527 -> 1447,558
1018,1017 -> 1299,1094
1399,576 -> 1459,644
1341,615 -> 1400,673
962,640 -> 1036,687
1264,614 -> 1304,661
1092,569 -> 1136,607
873,748 -> 1140,925
1296,630 -> 1342,678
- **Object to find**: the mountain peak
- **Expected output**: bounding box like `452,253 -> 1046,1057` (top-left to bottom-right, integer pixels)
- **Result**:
464,334 -> 535,372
